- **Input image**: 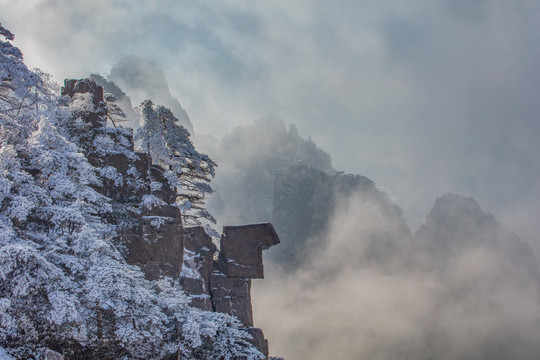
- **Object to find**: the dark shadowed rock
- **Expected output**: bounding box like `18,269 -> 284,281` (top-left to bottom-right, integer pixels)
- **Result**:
181,227 -> 218,311
61,78 -> 104,106
270,164 -> 402,267
183,227 -> 217,282
125,201 -> 184,281
134,151 -> 150,197
132,153 -> 178,203
211,118 -> 335,227
182,280 -> 213,311
149,166 -> 177,203
210,272 -> 253,327
426,193 -> 490,231
61,79 -> 77,96
104,153 -> 130,174
218,223 -> 280,279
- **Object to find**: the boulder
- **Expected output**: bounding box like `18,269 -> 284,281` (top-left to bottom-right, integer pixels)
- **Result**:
218,223 -> 280,279
61,79 -> 77,97
134,152 -> 150,183
62,79 -> 106,128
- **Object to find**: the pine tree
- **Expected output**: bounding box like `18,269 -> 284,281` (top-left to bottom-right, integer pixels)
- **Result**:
135,100 -> 217,226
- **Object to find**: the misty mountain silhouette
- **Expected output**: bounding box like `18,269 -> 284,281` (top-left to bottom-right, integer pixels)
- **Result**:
107,55 -> 194,133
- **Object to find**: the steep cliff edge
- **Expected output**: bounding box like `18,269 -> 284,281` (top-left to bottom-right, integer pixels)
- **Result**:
0,40 -> 281,359
60,78 -> 280,358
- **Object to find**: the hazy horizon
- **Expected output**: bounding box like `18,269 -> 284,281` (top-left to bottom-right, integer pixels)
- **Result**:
3,2 -> 539,253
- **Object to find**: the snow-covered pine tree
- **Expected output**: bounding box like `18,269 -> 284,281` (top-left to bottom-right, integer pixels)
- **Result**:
1,21 -> 110,356
0,23 -> 262,360
103,93 -> 128,127
135,100 -> 217,226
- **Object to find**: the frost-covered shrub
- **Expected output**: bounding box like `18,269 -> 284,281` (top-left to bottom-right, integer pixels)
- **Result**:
135,100 -> 217,226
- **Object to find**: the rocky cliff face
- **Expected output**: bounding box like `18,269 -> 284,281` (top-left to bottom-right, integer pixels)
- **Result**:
62,78 -> 279,359
270,164 -> 408,267
90,73 -> 139,124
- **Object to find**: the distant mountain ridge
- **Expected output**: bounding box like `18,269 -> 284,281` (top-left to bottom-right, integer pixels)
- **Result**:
416,193 -> 539,280
86,53 -> 540,360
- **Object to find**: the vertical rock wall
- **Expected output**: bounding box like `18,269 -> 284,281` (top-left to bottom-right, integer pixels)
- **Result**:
183,223 -> 280,358
63,78 -> 185,281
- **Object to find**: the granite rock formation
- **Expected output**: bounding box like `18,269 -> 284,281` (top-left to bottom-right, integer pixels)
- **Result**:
62,78 -> 280,358
181,226 -> 217,311
90,73 -> 138,123
218,223 -> 280,278
270,164 -> 408,267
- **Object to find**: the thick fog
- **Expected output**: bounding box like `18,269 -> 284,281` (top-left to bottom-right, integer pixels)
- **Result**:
253,192 -> 540,360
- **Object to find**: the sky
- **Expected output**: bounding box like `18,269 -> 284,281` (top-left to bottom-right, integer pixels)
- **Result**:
2,0 -> 540,247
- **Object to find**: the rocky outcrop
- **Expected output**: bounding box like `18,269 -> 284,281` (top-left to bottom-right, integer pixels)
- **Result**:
63,78 -> 185,281
62,79 -> 106,128
180,226 -> 217,311
246,328 -> 268,359
62,78 -> 104,106
182,223 -> 281,358
90,73 -> 138,123
132,198 -> 184,280
218,223 -> 280,278
210,273 -> 253,326
63,78 -> 280,358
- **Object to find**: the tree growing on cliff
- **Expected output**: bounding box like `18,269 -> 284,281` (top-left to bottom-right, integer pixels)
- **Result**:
135,100 -> 217,225
0,24 -> 261,360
